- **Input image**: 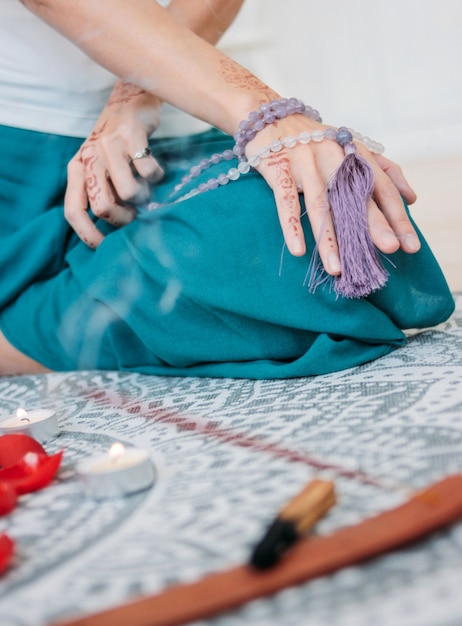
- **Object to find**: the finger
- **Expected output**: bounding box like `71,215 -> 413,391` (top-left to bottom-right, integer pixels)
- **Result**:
130,151 -> 165,184
103,149 -> 151,207
262,152 -> 306,257
65,157 -> 105,248
369,162 -> 421,254
85,160 -> 137,229
366,197 -> 401,254
372,153 -> 417,205
291,157 -> 340,275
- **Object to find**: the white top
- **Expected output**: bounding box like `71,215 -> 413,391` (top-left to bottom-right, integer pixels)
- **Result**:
0,0 -> 209,138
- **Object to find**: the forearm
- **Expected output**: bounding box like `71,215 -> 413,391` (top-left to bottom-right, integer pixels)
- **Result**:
105,0 -> 246,121
168,0 -> 245,45
21,0 -> 274,135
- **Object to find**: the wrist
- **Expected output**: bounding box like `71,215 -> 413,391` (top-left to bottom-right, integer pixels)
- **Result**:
232,98 -> 323,159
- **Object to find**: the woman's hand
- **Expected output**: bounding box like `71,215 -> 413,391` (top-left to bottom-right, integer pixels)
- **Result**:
246,115 -> 420,276
26,0 -> 420,266
64,81 -> 164,248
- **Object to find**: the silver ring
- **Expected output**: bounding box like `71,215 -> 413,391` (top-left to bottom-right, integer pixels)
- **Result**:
129,147 -> 152,162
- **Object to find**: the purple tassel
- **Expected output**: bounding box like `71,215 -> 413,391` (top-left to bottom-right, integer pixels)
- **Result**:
311,128 -> 388,298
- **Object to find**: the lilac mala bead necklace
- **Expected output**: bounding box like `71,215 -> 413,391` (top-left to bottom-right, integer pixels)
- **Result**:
148,97 -> 388,299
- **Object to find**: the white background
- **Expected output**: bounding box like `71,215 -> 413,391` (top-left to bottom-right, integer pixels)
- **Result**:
221,0 -> 462,163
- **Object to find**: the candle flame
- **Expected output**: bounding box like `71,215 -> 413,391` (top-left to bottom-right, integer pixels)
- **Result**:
16,408 -> 30,423
109,442 -> 126,462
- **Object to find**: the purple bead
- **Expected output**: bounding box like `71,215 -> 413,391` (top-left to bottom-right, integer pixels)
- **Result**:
344,142 -> 357,155
210,153 -> 222,164
274,107 -> 288,119
231,98 -> 324,166
336,127 -> 354,146
217,173 -> 229,185
325,127 -> 338,140
244,129 -> 256,141
223,149 -> 235,161
190,165 -> 202,177
207,178 -> 219,189
199,158 -> 211,170
263,112 -> 276,124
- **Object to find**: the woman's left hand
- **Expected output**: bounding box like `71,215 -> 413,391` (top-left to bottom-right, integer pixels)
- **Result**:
246,114 -> 420,277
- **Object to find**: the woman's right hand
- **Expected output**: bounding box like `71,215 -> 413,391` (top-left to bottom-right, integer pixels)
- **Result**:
64,81 -> 164,248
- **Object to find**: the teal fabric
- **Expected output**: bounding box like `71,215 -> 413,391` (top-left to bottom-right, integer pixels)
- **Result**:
0,126 -> 455,378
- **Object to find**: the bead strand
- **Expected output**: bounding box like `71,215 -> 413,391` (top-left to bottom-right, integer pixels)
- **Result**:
170,149 -> 235,196
349,129 -> 384,154
147,98 -> 385,211
233,97 -> 322,160
169,160 -> 252,205
148,126 -> 385,210
246,128 -> 336,167
245,126 -> 384,169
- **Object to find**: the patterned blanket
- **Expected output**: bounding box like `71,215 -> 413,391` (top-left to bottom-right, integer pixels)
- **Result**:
1,295 -> 462,626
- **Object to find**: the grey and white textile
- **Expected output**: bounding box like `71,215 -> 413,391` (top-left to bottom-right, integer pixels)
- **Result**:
1,295 -> 462,626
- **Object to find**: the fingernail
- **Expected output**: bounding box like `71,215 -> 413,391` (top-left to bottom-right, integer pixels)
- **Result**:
382,231 -> 398,246
152,166 -> 165,183
291,236 -> 305,256
328,252 -> 341,274
404,233 -> 420,252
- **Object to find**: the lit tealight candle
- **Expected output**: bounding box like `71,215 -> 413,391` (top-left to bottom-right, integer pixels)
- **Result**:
76,442 -> 156,499
0,408 -> 59,443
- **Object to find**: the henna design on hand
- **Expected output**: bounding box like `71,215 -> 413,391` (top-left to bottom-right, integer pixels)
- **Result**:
219,59 -> 274,98
107,80 -> 145,106
79,125 -> 108,210
80,145 -> 101,208
268,154 -> 301,236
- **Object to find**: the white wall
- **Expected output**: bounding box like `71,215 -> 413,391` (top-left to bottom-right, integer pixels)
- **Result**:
221,0 -> 462,163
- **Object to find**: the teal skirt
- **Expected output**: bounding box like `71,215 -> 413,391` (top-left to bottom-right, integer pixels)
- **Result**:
0,125 -> 454,378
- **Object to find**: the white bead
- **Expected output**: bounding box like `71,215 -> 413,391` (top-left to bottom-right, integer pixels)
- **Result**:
270,139 -> 283,152
311,130 -> 325,142
259,146 -> 271,158
227,167 -> 241,181
238,161 -> 250,174
349,128 -> 385,154
298,132 -> 312,144
283,136 -> 297,148
370,142 -> 385,154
